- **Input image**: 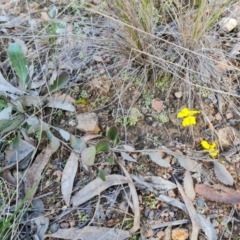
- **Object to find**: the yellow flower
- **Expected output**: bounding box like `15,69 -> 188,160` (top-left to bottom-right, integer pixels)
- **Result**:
209,149 -> 219,158
177,107 -> 200,118
182,116 -> 197,127
177,107 -> 200,127
201,140 -> 218,158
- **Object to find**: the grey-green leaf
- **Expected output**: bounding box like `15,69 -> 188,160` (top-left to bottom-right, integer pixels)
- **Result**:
8,43 -> 28,89
50,72 -> 69,93
81,146 -> 96,166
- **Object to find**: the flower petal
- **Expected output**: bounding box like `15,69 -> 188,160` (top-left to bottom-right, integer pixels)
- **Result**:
201,140 -> 211,150
177,107 -> 191,118
209,149 -> 219,158
182,116 -> 196,127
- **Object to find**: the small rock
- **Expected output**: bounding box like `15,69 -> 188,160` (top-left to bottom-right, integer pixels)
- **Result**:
69,119 -> 77,127
229,119 -> 237,126
219,18 -> 237,32
151,98 -> 164,113
141,107 -> 148,115
152,121 -> 158,128
76,113 -> 100,133
100,69 -> 105,74
69,221 -> 75,227
60,222 -> 69,229
93,55 -> 103,62
174,91 -> 182,98
105,57 -> 111,64
156,230 -> 164,239
146,229 -> 154,238
217,126 -> 240,148
215,113 -> 222,121
226,112 -> 233,119
168,190 -> 176,197
237,32 -> 240,38
50,223 -> 59,233
172,228 -> 189,240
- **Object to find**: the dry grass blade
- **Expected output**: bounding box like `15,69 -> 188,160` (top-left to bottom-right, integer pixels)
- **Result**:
118,161 -> 140,233
71,174 -> 129,206
25,144 -> 58,200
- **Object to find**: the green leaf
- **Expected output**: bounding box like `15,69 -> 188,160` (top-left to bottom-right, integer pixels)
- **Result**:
8,43 -> 28,90
98,169 -> 106,181
50,72 -> 69,93
0,119 -> 12,131
96,140 -> 110,153
106,157 -> 114,165
47,130 -> 60,151
107,127 -> 118,141
0,99 -> 7,110
70,135 -> 86,153
0,118 -> 24,134
81,146 -> 96,166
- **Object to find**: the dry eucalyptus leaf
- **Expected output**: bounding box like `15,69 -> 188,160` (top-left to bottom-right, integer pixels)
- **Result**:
148,152 -> 171,168
195,184 -> 240,204
157,195 -> 187,213
5,139 -> 35,170
122,144 -> 135,152
25,144 -> 58,200
174,154 -> 201,172
121,152 -> 137,162
118,162 -> 140,234
45,226 -> 131,240
214,162 -> 233,186
176,180 -> 200,240
47,98 -> 75,112
71,175 -> 129,206
183,170 -> 196,200
61,151 -> 79,206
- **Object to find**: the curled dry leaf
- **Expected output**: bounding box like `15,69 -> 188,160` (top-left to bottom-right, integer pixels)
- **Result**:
133,175 -> 176,192
183,170 -> 196,200
47,98 -> 75,112
148,151 -> 171,168
214,162 -> 233,186
121,152 -> 137,162
195,184 -> 240,204
175,180 -> 200,240
118,162 -> 140,234
71,174 -> 129,206
45,226 -> 131,240
122,144 -> 135,152
25,144 -> 58,200
61,151 -> 79,206
157,195 -> 187,213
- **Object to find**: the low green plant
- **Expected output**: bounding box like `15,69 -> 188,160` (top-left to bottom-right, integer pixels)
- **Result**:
127,108 -> 142,126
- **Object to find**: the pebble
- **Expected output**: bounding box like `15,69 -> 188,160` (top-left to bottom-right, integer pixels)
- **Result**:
172,228 -> 189,240
92,55 -> 103,62
226,112 -> 233,119
151,98 -> 164,113
76,113 -> 100,133
69,119 -> 77,127
141,107 -> 148,114
50,223 -> 59,233
174,91 -> 182,98
219,18 -> 238,32
215,113 -> 222,121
